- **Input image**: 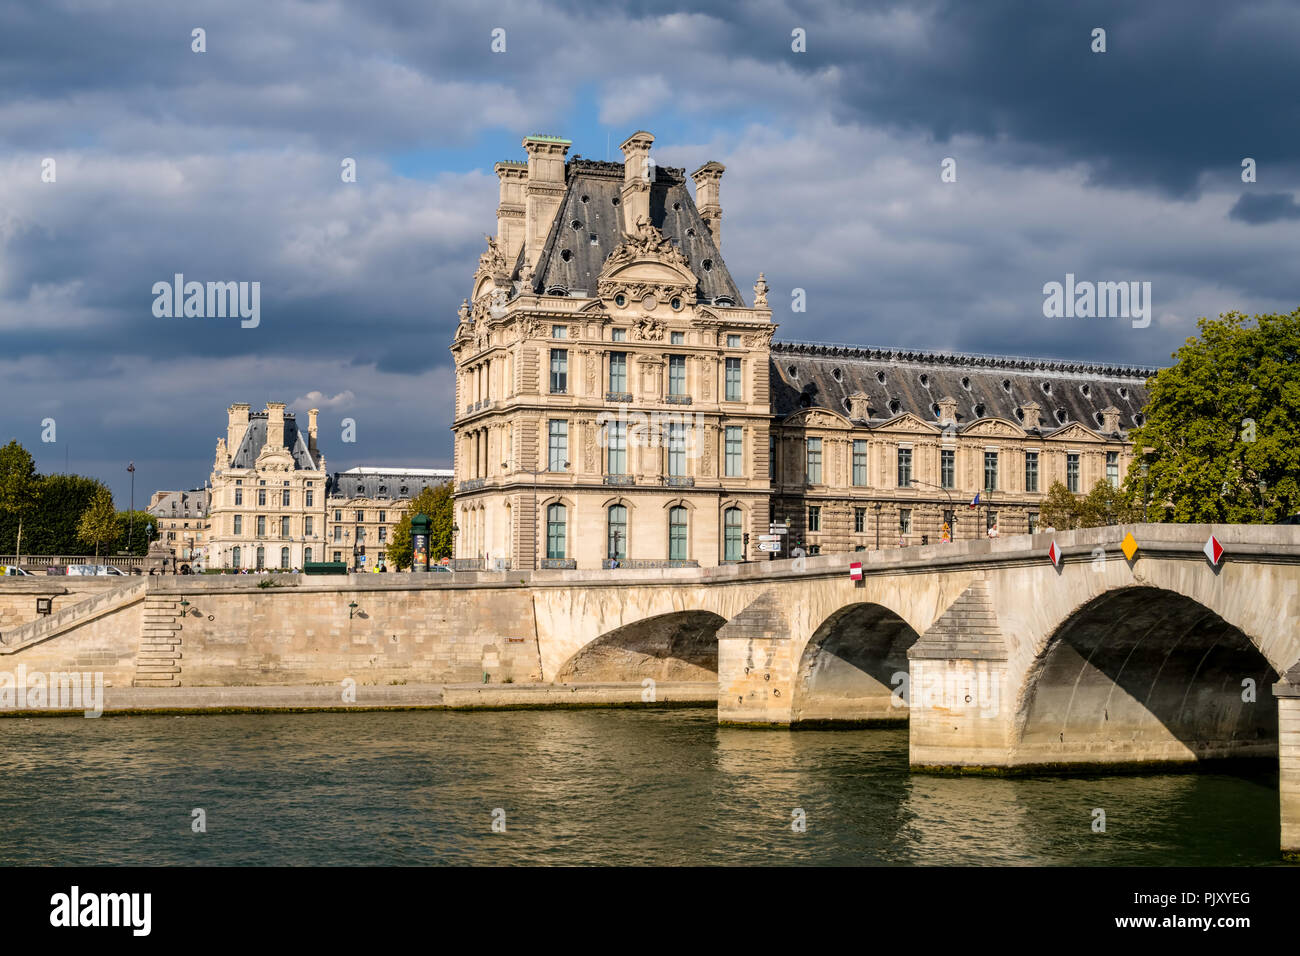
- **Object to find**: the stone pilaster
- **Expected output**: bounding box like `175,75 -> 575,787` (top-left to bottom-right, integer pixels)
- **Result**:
1275,668 -> 1300,860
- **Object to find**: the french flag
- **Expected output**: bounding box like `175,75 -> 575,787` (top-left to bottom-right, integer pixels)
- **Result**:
969,492 -> 980,509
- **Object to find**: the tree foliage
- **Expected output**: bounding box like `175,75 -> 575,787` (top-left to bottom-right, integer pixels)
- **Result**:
1039,479 -> 1138,530
77,487 -> 120,560
0,440 -> 39,555
385,482 -> 454,570
1123,308 -> 1300,523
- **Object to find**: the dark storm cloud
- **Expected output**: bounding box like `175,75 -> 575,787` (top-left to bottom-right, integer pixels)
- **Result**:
1228,191 -> 1300,224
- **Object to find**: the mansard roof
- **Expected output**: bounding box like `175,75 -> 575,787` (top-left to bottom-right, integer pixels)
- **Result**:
229,412 -> 319,470
522,158 -> 744,305
147,488 -> 210,518
327,468 -> 451,500
771,341 -> 1155,436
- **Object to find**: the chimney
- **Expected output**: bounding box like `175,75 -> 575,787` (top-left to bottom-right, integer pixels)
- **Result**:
227,403 -> 250,454
266,402 -> 286,451
619,131 -> 655,232
494,161 -> 528,265
691,161 -> 725,249
1100,405 -> 1121,435
522,135 -> 571,272
308,408 -> 319,457
1019,401 -> 1042,430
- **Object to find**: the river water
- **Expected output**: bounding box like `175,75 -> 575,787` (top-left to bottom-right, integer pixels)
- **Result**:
0,708 -> 1283,865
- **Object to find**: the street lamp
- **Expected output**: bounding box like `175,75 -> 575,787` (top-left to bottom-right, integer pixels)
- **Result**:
873,501 -> 882,550
127,462 -> 135,554
910,478 -> 955,541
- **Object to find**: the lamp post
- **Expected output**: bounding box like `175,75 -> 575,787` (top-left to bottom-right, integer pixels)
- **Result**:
873,501 -> 882,550
910,478 -> 954,541
126,462 -> 135,555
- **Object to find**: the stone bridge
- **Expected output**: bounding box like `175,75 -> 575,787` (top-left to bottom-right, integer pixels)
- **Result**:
1,523 -> 1296,854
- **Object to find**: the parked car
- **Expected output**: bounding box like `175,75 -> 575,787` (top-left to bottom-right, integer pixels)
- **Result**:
429,564 -> 452,573
66,564 -> 127,576
1,565 -> 32,576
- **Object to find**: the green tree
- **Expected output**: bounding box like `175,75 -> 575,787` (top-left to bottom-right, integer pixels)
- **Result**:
386,482 -> 454,569
115,510 -> 153,556
0,440 -> 39,558
76,487 -> 119,560
1077,479 -> 1139,528
1123,308 -> 1300,523
1039,480 -> 1081,530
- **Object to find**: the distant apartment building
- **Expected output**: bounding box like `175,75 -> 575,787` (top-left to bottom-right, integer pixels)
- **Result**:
146,488 -> 210,567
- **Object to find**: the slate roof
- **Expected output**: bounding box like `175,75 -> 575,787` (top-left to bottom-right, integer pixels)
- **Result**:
521,158 -> 744,305
148,489 -> 210,518
327,469 -> 451,501
229,413 -> 319,470
771,341 -> 1156,436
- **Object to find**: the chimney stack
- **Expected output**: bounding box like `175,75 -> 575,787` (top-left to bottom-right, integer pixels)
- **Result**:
619,131 -> 655,233
1019,402 -> 1042,430
308,408 -> 319,457
1100,406 -> 1121,435
691,161 -> 725,249
494,161 -> 528,265
266,402 -> 286,451
227,403 -> 250,454
522,135 -> 571,272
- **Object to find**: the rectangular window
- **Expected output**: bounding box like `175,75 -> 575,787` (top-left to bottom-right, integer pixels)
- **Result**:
668,424 -> 686,477
281,516 -> 290,537
854,508 -> 866,533
984,451 -> 998,492
941,449 -> 955,489
378,511 -> 386,523
333,526 -> 342,542
611,328 -> 626,342
669,508 -> 688,561
1067,453 -> 1080,493
334,510 -> 341,522
806,438 -> 822,484
609,352 -> 627,393
670,331 -> 684,345
333,551 -> 342,564
1106,451 -> 1119,488
355,511 -> 364,523
769,435 -> 776,480
897,447 -> 912,487
1028,512 -> 1039,535
550,349 -> 568,393
282,489 -> 290,507
304,517 -> 313,536
987,510 -> 998,532
551,325 -> 567,339
256,515 -> 266,537
606,421 -> 627,475
725,426 -> 743,477
378,527 -> 387,543
725,357 -> 742,401
808,506 -> 821,532
305,490 -> 313,507
548,419 -> 568,471
234,489 -> 243,506
1025,451 -> 1039,493
852,440 -> 868,486
727,334 -> 741,348
900,509 -> 912,535
233,515 -> 242,535
257,489 -> 266,506
668,355 -> 686,395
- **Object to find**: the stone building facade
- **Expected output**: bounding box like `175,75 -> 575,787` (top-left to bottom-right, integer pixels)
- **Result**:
146,488 -> 211,568
205,403 -> 451,570
449,132 -> 1154,570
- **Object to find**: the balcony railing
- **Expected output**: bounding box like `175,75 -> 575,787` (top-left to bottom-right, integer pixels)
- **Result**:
603,475 -> 635,486
605,391 -> 632,403
665,394 -> 693,405
450,558 -> 483,571
601,559 -> 699,570
662,476 -> 694,487
459,478 -> 487,492
540,558 -> 577,570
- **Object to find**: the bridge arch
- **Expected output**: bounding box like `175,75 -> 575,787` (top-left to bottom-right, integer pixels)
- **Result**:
791,602 -> 922,725
1012,585 -> 1279,767
555,609 -> 726,682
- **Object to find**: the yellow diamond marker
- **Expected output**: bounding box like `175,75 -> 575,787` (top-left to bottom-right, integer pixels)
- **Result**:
1120,532 -> 1139,561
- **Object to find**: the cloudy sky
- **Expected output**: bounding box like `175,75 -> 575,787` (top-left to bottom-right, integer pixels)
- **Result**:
1,0 -> 1296,501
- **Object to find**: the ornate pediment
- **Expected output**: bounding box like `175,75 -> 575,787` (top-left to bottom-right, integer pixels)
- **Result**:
1046,422 -> 1105,443
782,407 -> 853,430
960,418 -> 1026,438
596,217 -> 696,302
874,412 -> 940,434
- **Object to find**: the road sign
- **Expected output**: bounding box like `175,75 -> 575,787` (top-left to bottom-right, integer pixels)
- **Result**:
769,524 -> 787,534
1203,534 -> 1224,567
849,562 -> 863,581
758,542 -> 781,553
758,534 -> 781,542
1048,541 -> 1062,568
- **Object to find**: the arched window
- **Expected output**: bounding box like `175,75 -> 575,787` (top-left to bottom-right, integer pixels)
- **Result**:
546,504 -> 566,560
280,547 -> 290,569
723,508 -> 743,561
231,545 -> 241,568
607,504 -> 627,560
669,506 -> 688,561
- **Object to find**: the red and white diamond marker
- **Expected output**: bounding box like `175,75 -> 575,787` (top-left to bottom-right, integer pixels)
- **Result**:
1048,541 -> 1062,568
849,561 -> 863,581
1203,534 -> 1224,567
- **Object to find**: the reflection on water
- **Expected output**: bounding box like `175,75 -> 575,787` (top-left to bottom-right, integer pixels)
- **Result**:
0,709 -> 1283,865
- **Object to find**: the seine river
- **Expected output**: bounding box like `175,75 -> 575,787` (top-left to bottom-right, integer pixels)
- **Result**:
0,708 -> 1283,866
